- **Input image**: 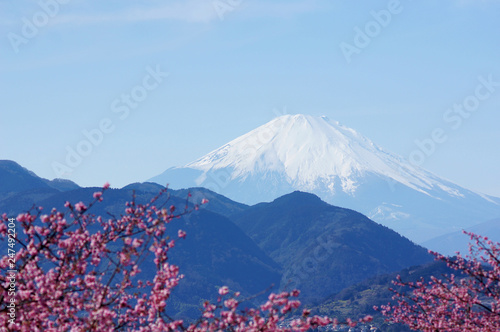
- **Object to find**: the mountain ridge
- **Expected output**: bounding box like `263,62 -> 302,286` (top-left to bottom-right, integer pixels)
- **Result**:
230,190 -> 433,304
0,160 -> 80,196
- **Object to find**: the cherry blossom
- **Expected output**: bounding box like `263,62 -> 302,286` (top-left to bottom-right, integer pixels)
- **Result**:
379,231 -> 500,331
0,186 -> 370,331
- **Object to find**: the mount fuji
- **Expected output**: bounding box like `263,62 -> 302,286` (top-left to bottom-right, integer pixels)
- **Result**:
150,114 -> 500,245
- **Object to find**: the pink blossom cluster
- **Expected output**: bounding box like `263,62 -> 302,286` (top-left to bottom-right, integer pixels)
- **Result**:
186,288 -> 372,331
0,185 -> 370,331
379,231 -> 500,331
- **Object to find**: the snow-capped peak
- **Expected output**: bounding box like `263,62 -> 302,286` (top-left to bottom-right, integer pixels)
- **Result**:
186,114 -> 456,196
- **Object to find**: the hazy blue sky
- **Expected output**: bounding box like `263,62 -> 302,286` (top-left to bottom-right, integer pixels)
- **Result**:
1,0 -> 499,196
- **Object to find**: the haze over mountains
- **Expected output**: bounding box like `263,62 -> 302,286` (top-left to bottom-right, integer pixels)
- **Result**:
422,218 -> 500,257
151,114 -> 500,246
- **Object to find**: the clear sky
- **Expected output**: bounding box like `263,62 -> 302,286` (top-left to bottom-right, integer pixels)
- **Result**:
1,0 -> 499,197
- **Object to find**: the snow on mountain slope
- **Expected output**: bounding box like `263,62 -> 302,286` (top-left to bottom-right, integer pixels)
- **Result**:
150,114 -> 500,245
187,115 -> 459,197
